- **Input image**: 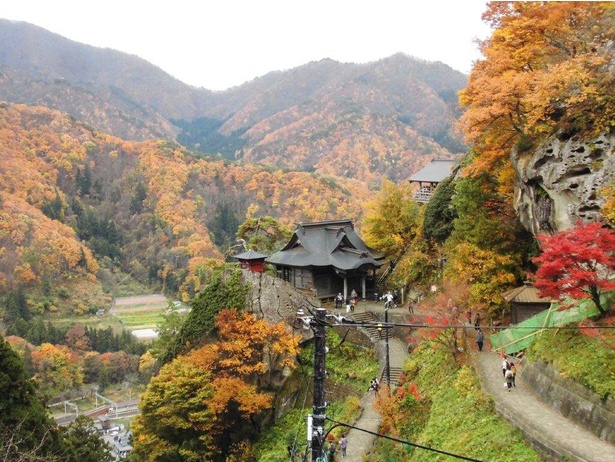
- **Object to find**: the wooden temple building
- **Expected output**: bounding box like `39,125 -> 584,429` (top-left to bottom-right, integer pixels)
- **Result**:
408,159 -> 456,202
502,281 -> 553,324
266,219 -> 384,300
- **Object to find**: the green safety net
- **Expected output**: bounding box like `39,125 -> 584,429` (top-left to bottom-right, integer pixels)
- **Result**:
490,298 -> 601,355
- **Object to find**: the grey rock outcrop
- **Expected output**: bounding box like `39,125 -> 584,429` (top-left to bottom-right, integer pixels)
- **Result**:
241,269 -> 320,342
512,133 -> 615,234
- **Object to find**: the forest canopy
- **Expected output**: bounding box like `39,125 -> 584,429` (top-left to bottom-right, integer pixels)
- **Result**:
459,2 -> 615,176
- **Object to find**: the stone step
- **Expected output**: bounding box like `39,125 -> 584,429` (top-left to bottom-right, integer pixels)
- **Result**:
351,312 -> 386,340
380,366 -> 404,386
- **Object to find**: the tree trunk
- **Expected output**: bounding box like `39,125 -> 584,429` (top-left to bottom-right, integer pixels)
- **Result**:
589,285 -> 607,316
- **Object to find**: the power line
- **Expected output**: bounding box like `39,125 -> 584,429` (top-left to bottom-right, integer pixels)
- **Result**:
325,319 -> 615,330
390,322 -> 615,330
325,417 -> 485,462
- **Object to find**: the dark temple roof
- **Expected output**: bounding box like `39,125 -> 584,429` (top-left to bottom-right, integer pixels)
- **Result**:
266,219 -> 384,271
408,159 -> 456,183
233,249 -> 268,260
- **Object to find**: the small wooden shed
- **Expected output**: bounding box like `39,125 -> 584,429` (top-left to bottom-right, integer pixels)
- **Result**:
502,281 -> 552,324
233,249 -> 268,273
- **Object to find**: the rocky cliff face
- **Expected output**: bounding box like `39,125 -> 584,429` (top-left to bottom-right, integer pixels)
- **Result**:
512,133 -> 615,235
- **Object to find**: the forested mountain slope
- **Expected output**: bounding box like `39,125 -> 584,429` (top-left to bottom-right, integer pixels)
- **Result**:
0,20 -> 467,183
0,102 -> 366,308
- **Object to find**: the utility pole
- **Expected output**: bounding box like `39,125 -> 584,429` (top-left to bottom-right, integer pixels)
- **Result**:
385,305 -> 391,388
304,306 -> 393,459
311,308 -> 327,462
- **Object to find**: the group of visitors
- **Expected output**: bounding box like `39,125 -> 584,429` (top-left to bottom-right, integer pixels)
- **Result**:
470,313 -> 519,392
326,435 -> 349,460
335,289 -> 359,313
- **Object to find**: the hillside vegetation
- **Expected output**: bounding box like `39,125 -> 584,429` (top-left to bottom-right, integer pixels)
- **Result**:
0,20 -> 466,185
1,3 -> 615,461
0,102 -> 368,310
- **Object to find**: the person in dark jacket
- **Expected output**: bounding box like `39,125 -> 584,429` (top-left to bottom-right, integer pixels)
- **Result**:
476,329 -> 484,351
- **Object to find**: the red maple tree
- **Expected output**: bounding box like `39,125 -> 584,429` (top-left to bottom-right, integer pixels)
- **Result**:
532,221 -> 615,316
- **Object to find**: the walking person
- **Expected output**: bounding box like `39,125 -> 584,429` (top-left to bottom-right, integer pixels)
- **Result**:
327,440 -> 337,461
339,435 -> 348,458
502,357 -> 509,377
474,312 -> 481,330
510,363 -> 517,387
505,368 -> 514,391
476,329 -> 484,351
384,291 -> 394,309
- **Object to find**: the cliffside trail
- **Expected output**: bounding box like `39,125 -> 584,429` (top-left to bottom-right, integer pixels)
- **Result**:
472,330 -> 615,462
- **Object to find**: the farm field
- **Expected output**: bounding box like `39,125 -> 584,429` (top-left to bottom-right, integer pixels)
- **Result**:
110,294 -> 190,340
110,295 -> 169,334
51,294 -> 185,339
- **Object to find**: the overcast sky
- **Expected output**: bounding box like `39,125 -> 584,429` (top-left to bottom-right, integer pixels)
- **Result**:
0,1 -> 492,91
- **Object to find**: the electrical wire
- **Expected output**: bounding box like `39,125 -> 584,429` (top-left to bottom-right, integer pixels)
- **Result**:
326,320 -> 615,330
392,322 -> 615,330
325,417 -> 485,462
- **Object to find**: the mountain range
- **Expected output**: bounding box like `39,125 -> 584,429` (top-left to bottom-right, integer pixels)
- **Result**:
0,19 -> 467,184
0,19 -> 470,303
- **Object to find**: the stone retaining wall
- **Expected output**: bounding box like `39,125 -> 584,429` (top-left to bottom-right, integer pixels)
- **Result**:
493,401 -> 589,462
521,360 -> 615,445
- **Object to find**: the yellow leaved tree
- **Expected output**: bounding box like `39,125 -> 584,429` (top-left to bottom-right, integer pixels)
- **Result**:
459,2 -> 615,176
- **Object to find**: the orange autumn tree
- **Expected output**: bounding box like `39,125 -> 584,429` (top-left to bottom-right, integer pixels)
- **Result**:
459,2 -> 615,176
132,309 -> 300,461
30,343 -> 83,398
199,309 -> 300,388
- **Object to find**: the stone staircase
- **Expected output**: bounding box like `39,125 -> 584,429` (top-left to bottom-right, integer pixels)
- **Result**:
351,311 -> 385,340
380,366 -> 404,387
350,311 -> 404,387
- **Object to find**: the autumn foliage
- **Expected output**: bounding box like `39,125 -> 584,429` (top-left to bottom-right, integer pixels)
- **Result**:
459,2 -> 615,175
412,280 -> 471,359
132,309 -> 300,461
533,221 -> 615,315
0,102 -> 369,309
